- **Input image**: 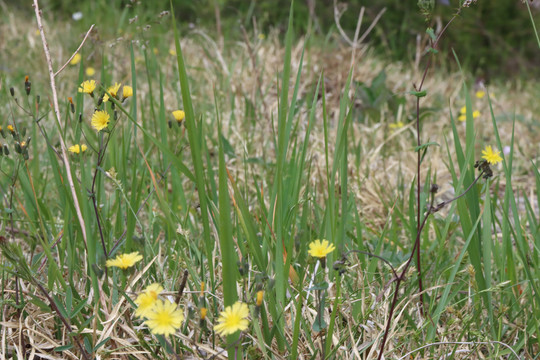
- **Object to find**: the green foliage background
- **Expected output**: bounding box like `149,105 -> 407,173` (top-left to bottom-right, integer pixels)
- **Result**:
32,0 -> 540,79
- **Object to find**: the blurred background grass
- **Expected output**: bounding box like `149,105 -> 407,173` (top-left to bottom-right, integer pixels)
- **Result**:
4,0 -> 539,79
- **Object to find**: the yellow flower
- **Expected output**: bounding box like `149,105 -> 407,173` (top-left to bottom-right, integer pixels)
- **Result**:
169,48 -> 176,56
458,106 -> 480,121
68,144 -> 87,154
91,110 -> 110,131
105,251 -> 142,269
78,80 -> 96,95
172,110 -> 185,122
122,85 -> 133,99
70,53 -> 81,65
389,121 -> 404,130
475,90 -> 485,99
258,33 -> 266,40
86,67 -> 96,77
214,302 -> 250,336
109,82 -> 121,98
7,125 -> 15,133
308,239 -> 336,258
144,299 -> 184,336
482,145 -> 502,165
134,283 -> 164,318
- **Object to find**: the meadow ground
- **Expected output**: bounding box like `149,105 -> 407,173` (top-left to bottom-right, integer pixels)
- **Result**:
1,1 -> 539,359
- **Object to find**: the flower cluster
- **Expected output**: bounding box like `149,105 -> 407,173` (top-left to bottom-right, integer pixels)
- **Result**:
457,89 -> 488,122
131,282 -> 184,336
77,80 -> 134,132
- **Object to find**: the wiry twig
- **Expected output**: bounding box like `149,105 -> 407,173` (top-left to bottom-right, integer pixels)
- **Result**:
333,0 -> 386,49
33,0 -> 88,249
54,24 -> 95,77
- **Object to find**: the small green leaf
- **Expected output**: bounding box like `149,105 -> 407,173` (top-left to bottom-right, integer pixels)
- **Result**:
307,282 -> 329,291
409,90 -> 427,98
414,141 -> 439,152
428,48 -> 438,54
54,344 -> 73,352
426,27 -> 436,41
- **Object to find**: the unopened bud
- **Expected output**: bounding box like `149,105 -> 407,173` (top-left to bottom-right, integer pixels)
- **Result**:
68,97 -> 75,113
200,307 -> 207,320
256,290 -> 264,307
25,75 -> 31,96
10,87 -> 15,97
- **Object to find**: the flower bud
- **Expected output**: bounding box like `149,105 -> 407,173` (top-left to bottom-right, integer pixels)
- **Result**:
25,75 -> 31,96
10,87 -> 15,97
68,97 -> 75,114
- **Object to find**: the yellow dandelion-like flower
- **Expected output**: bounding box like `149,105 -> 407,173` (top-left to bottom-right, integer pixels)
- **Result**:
169,48 -> 176,56
458,106 -> 480,121
475,90 -> 485,99
78,80 -> 96,95
68,144 -> 87,154
308,239 -> 336,258
389,121 -> 404,130
482,145 -> 502,165
134,283 -> 164,318
70,53 -> 82,65
214,302 -> 250,336
144,299 -> 184,336
7,125 -> 15,133
91,110 -> 110,132
172,110 -> 185,122
108,82 -> 122,99
122,85 -> 133,99
86,67 -> 96,77
105,251 -> 142,269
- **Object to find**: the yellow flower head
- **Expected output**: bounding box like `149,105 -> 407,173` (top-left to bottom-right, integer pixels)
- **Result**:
389,121 -> 404,130
308,239 -> 336,258
108,82 -> 122,98
134,283 -> 164,318
78,80 -> 96,95
475,90 -> 485,99
144,299 -> 184,336
91,110 -> 110,132
482,145 -> 502,165
70,53 -> 82,65
458,106 -> 480,121
68,144 -> 87,154
86,67 -> 96,77
214,302 -> 250,336
105,251 -> 143,269
7,125 -> 15,133
122,85 -> 133,99
172,110 -> 185,122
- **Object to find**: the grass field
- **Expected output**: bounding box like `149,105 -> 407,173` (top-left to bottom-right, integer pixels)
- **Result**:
1,1 -> 540,359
